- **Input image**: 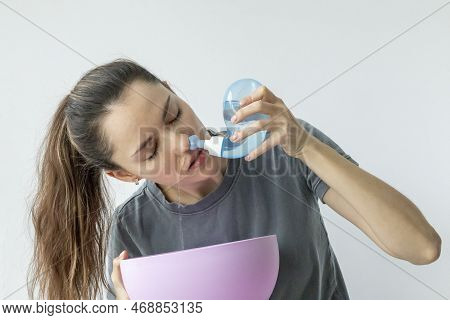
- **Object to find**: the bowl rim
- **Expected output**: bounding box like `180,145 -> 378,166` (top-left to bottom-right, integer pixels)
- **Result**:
120,234 -> 278,263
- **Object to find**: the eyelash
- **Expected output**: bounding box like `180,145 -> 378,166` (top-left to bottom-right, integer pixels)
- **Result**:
169,107 -> 183,126
145,107 -> 183,161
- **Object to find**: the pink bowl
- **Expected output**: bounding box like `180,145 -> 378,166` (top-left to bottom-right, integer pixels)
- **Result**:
120,234 -> 279,300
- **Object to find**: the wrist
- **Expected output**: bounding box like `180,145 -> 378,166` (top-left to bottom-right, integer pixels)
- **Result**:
294,134 -> 321,162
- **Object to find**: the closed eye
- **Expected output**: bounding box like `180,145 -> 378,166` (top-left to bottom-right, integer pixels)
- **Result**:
167,107 -> 183,126
145,107 -> 183,161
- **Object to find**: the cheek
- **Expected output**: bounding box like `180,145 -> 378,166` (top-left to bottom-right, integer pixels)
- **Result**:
147,149 -> 178,179
162,151 -> 178,173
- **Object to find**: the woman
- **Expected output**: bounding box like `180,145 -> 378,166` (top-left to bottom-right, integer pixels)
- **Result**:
28,58 -> 441,300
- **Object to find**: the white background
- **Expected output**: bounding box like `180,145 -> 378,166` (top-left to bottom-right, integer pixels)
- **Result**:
0,0 -> 449,299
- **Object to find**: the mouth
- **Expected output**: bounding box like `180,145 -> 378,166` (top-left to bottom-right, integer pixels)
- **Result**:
188,150 -> 201,169
187,149 -> 206,171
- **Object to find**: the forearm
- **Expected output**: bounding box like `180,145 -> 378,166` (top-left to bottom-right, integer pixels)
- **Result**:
296,135 -> 441,264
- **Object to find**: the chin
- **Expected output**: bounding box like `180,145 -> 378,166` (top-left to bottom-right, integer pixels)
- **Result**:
187,166 -> 218,183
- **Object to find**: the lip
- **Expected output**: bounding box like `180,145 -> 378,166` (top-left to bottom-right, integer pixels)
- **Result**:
187,150 -> 201,170
187,149 -> 207,171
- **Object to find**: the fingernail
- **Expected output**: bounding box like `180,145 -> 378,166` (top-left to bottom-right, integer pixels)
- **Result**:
231,115 -> 237,123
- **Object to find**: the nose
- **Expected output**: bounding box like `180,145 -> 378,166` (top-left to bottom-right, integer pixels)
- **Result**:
164,127 -> 195,160
161,130 -> 187,155
168,126 -> 196,154
163,127 -> 196,173
172,133 -> 191,155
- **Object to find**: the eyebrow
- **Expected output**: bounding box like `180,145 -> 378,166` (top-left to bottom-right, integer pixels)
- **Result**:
130,94 -> 171,158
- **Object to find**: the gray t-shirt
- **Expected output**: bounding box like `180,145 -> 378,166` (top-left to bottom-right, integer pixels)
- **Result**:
104,118 -> 359,300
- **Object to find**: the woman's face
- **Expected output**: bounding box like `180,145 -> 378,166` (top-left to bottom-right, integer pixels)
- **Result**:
103,79 -> 219,187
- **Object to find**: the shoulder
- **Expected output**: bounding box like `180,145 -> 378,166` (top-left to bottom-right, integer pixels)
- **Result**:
108,184 -> 150,252
113,182 -> 149,222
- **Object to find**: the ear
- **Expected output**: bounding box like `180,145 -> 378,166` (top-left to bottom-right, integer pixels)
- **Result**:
105,169 -> 138,184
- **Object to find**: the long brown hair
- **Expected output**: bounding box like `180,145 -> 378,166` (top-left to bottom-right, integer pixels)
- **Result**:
27,58 -> 166,299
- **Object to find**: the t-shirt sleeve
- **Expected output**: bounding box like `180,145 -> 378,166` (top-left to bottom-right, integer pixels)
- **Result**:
295,118 -> 359,204
104,208 -> 141,300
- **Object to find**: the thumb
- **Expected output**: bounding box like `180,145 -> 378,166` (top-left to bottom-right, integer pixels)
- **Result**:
119,250 -> 128,259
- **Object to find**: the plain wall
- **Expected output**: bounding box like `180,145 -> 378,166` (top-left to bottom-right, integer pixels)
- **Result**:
1,0 -> 448,299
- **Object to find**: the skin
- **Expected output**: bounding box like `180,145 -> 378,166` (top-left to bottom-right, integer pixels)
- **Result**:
105,81 -> 442,300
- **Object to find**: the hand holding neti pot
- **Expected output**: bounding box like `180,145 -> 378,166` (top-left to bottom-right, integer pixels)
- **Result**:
188,79 -> 270,159
189,78 -> 310,161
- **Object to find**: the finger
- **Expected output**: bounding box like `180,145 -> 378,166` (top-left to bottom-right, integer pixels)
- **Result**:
245,134 -> 281,161
230,118 -> 271,142
239,85 -> 278,107
232,101 -> 277,124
